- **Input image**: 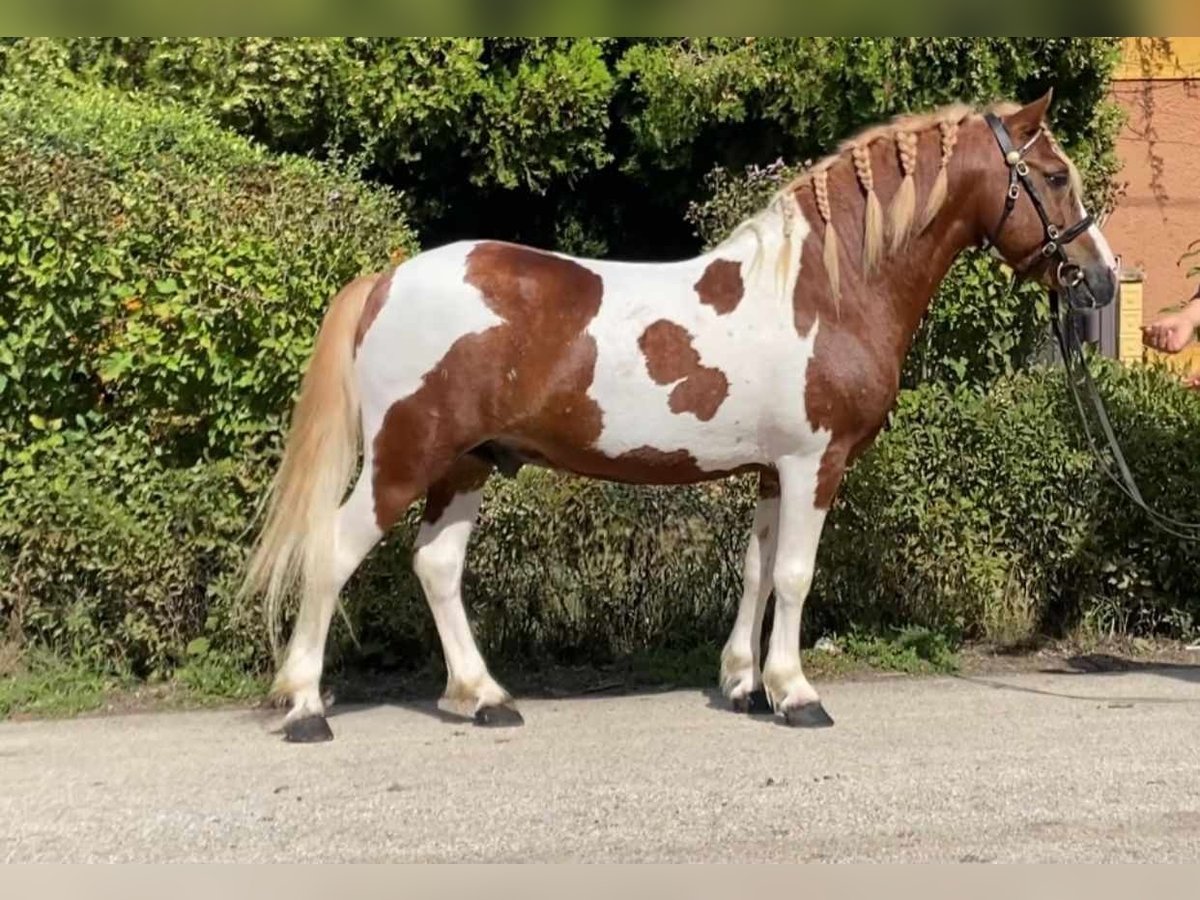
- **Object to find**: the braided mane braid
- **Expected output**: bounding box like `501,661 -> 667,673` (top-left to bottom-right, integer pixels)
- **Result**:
851,144 -> 884,273
888,130 -> 919,251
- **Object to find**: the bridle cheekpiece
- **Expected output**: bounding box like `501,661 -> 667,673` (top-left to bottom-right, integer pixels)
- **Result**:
981,112 -> 1100,309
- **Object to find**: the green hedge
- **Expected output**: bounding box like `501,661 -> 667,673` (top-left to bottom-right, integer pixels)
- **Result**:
0,38 -> 1121,259
0,81 -> 415,470
0,38 -> 1121,398
1,437 -> 260,678
5,42 -> 1191,692
6,363 -> 1199,680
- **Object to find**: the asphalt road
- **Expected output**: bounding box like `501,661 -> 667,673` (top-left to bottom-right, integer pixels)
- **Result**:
3,667 -> 1200,862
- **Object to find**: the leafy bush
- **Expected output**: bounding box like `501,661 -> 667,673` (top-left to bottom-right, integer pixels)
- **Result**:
0,439 -> 755,678
1071,362 -> 1200,636
815,361 -> 1200,644
6,361 -> 1199,681
0,80 -> 415,469
0,38 -> 1121,259
816,374 -> 1098,643
0,437 -> 262,678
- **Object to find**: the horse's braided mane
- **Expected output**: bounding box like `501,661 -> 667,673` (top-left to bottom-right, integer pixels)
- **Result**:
723,100 -> 1049,304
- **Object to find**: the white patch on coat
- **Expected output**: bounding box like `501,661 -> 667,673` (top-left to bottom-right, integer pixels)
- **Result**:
583,202 -> 827,470
1085,218 -> 1119,272
354,241 -> 504,435
350,204 -> 834,474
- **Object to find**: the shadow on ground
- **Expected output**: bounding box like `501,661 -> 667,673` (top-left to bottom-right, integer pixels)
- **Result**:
242,648 -> 1200,738
953,652 -> 1200,704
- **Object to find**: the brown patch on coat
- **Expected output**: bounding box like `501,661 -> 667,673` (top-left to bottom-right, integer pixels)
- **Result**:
792,124 -> 984,508
354,269 -> 392,351
638,319 -> 729,422
422,454 -> 493,524
668,370 -> 728,421
694,259 -> 744,314
638,319 -> 695,384
609,446 -> 763,485
370,242 -> 746,528
371,242 -> 605,528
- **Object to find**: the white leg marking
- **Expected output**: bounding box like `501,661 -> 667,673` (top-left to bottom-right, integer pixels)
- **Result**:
277,468 -> 383,722
762,453 -> 828,714
720,494 -> 779,701
412,488 -> 511,714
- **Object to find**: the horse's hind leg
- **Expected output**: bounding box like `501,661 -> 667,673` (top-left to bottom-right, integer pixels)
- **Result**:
720,470 -> 779,713
275,466 -> 389,742
414,455 -> 521,727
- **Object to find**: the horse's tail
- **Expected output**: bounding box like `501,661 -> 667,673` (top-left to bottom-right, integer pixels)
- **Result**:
241,274 -> 379,661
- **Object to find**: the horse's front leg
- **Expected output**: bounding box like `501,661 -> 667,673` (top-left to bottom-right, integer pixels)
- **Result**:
720,469 -> 780,713
761,451 -> 835,727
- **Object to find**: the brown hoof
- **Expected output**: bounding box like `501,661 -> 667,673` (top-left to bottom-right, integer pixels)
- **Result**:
782,702 -> 834,728
283,714 -> 334,743
474,704 -> 524,727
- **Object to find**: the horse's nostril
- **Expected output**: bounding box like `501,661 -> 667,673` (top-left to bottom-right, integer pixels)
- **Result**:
1085,264 -> 1118,305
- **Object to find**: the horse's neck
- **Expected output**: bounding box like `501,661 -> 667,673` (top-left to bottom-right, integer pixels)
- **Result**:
875,201 -> 979,338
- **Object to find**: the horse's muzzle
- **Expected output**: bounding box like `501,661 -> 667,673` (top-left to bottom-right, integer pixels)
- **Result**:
1061,261 -> 1118,310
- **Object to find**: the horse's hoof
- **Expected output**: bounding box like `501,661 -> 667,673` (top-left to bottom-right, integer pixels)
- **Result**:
782,702 -> 835,728
732,688 -> 772,715
746,688 -> 772,714
474,704 -> 524,727
283,714 -> 334,743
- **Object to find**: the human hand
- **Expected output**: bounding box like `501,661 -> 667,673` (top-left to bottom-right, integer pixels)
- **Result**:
1142,311 -> 1197,354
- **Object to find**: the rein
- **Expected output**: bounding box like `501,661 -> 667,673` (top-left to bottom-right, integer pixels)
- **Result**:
1049,295 -> 1200,540
984,112 -> 1200,541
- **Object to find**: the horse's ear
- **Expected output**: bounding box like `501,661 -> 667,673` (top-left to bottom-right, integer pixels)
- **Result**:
1005,89 -> 1053,142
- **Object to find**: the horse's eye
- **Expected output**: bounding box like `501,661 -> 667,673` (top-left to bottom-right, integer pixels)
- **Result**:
1046,171 -> 1070,189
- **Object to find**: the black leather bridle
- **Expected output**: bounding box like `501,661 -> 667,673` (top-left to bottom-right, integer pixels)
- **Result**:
983,112 -> 1200,539
982,112 -> 1099,308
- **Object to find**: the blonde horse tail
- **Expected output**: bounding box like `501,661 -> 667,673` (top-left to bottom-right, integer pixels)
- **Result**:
241,274 -> 379,665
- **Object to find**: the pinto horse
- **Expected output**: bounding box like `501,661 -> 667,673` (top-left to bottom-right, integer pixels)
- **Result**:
244,91 -> 1119,742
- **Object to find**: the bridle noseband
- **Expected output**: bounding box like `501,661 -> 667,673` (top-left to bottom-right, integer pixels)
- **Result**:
982,112 -> 1098,309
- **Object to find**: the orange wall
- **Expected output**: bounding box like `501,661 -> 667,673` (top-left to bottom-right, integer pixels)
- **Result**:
1105,80 -> 1200,321
1105,39 -> 1200,330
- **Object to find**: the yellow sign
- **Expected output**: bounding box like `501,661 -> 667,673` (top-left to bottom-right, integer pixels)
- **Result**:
1118,278 -> 1144,365
1118,275 -> 1200,374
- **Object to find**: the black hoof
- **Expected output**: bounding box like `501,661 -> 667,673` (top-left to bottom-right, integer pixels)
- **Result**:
783,702 -> 835,728
474,704 -> 524,728
732,688 -> 773,715
283,714 -> 334,743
